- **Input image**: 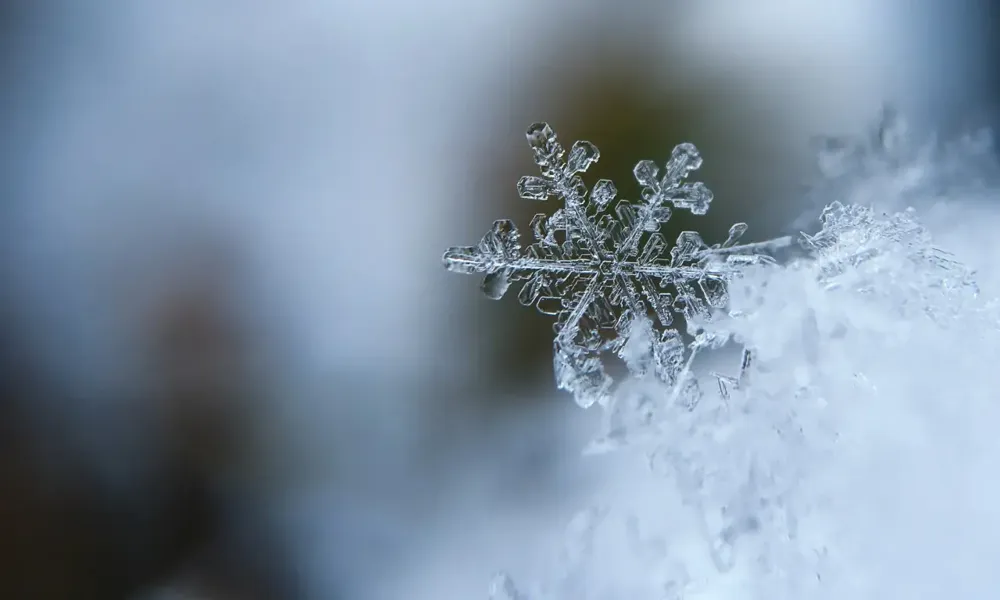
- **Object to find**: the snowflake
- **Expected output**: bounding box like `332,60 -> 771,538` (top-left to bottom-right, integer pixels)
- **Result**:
443,123 -> 791,407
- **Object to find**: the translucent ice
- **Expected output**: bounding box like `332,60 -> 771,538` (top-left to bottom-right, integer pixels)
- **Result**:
443,123 -> 791,408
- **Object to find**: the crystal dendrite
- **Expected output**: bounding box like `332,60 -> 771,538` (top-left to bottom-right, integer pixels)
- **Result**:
443,123 -> 789,407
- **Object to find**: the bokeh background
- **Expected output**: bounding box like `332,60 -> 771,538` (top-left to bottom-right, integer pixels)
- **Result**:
1,1 -> 997,598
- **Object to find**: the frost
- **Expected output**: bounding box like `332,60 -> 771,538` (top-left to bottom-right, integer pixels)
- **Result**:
443,122 -> 791,408
507,200 -> 988,600
444,115 -> 1000,599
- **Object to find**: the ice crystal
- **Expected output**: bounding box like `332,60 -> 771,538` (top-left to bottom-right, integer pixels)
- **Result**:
511,200 -> 987,600
454,111 -> 1000,600
800,201 -> 980,319
443,123 -> 791,408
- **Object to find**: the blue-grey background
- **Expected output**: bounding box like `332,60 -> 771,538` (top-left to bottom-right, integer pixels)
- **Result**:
0,1 -> 996,597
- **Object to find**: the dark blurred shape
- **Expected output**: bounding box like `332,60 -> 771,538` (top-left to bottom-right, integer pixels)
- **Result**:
0,319 -> 209,598
0,242 -> 294,599
144,247 -> 252,477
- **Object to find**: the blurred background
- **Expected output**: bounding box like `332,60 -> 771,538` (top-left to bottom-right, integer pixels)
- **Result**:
0,1 -> 997,598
